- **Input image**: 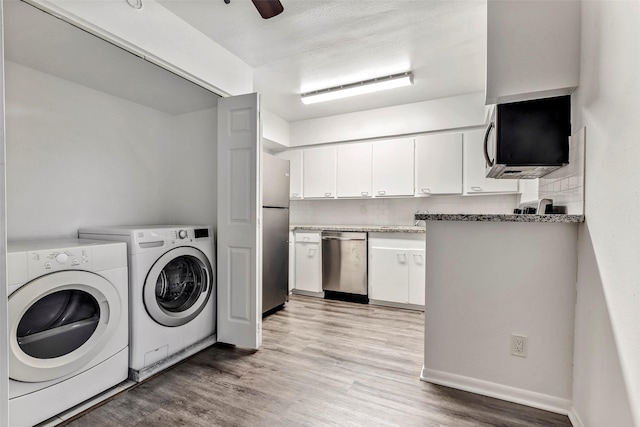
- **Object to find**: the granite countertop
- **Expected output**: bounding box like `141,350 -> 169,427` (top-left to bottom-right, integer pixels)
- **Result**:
291,225 -> 425,233
414,213 -> 585,223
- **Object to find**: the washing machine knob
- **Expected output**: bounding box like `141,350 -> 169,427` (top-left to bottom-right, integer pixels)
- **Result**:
178,230 -> 188,239
55,253 -> 68,264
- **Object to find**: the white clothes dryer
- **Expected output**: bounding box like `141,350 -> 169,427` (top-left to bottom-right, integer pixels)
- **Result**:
78,225 -> 216,381
7,239 -> 128,427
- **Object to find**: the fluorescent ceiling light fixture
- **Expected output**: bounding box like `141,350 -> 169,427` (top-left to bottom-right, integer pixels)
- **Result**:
300,72 -> 413,105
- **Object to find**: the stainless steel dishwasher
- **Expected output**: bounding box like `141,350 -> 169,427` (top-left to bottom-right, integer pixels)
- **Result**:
321,231 -> 368,299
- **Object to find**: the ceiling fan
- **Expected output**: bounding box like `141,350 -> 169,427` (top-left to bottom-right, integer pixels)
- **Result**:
223,0 -> 284,19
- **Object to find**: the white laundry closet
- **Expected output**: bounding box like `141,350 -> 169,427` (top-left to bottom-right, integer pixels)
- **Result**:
4,1 -> 221,241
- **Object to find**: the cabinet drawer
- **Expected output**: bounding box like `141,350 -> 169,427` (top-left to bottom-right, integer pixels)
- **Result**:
295,232 -> 321,243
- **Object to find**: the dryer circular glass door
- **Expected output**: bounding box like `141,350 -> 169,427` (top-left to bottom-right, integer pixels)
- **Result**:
144,246 -> 213,327
8,271 -> 121,383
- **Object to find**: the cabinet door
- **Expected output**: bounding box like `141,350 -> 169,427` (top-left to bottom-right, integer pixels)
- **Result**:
303,146 -> 337,198
337,143 -> 372,197
276,150 -> 303,199
408,250 -> 426,306
294,242 -> 322,292
368,247 -> 409,303
415,133 -> 462,195
463,129 -> 518,194
372,138 -> 414,197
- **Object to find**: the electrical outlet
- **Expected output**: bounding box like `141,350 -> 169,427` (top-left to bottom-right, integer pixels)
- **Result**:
511,334 -> 527,357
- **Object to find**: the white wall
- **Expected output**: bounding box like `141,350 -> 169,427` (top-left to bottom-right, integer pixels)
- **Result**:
571,225 -> 635,427
26,0 -> 253,97
291,194 -> 517,226
5,61 -> 220,240
290,92 -> 486,146
422,221 -> 578,414
167,107 -> 218,227
570,2 -> 640,426
262,109 -> 290,148
5,61 -> 174,239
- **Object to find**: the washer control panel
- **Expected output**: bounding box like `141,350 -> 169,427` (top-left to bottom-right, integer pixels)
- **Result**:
28,247 -> 92,278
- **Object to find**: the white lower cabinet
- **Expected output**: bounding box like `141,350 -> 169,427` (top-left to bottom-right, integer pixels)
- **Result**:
408,251 -> 425,306
293,231 -> 323,294
369,247 -> 409,303
368,233 -> 425,309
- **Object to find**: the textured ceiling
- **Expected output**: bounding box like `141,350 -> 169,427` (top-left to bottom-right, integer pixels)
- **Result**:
158,0 -> 487,122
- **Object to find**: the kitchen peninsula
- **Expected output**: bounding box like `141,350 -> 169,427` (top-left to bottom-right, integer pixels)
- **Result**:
416,212 -> 584,415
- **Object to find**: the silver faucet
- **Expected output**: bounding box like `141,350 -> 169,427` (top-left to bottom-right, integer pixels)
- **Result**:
414,209 -> 429,226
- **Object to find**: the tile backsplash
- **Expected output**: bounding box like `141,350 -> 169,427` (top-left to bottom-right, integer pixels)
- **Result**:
538,127 -> 586,215
290,194 -> 518,226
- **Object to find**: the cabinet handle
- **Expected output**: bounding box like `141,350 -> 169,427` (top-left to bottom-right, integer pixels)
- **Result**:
361,191 -> 369,196
292,192 -> 299,197
324,192 -> 332,197
303,237 -> 310,241
421,188 -> 431,194
397,253 -> 407,263
378,190 -> 386,195
413,253 -> 423,264
308,248 -> 316,256
471,186 -> 482,192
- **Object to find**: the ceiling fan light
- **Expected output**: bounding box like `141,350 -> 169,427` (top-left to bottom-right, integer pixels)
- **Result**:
251,0 -> 284,19
300,72 -> 413,105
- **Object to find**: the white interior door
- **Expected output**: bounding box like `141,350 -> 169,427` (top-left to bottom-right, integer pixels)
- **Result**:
217,93 -> 262,349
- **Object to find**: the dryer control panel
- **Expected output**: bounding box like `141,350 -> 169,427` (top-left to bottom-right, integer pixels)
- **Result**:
28,247 -> 92,278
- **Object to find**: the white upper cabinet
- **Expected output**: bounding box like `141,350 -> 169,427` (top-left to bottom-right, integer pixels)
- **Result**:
415,133 -> 463,195
463,129 -> 518,194
372,138 -> 415,197
337,142 -> 372,198
485,0 -> 580,104
275,150 -> 303,199
303,146 -> 337,198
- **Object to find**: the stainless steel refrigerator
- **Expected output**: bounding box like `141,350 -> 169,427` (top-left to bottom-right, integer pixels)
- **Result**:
262,153 -> 290,315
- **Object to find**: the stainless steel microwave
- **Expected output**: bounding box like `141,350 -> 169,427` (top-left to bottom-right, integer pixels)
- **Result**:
484,96 -> 570,179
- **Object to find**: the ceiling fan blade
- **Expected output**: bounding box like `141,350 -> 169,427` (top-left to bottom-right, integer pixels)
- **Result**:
251,0 -> 284,19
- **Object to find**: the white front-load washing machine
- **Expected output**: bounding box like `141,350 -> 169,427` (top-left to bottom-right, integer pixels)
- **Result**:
7,239 -> 128,427
78,225 -> 216,381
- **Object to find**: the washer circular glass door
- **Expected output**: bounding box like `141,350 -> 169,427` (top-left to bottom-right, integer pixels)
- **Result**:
8,271 -> 121,383
144,247 -> 213,327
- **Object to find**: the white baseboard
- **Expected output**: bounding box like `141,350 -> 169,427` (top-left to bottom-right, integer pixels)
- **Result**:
568,407 -> 585,427
420,367 -> 571,415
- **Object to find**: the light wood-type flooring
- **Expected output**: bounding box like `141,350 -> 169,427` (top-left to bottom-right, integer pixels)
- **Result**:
63,295 -> 571,426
